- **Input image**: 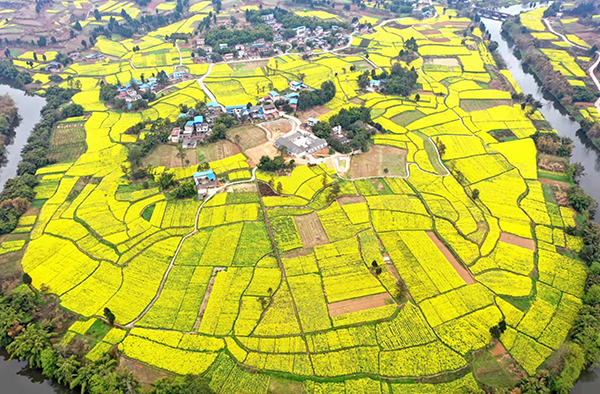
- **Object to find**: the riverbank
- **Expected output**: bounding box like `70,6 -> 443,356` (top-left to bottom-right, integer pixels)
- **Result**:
500,13 -> 600,149
483,6 -> 600,393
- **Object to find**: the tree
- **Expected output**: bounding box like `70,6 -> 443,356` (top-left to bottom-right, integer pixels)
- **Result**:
489,319 -> 507,339
74,21 -> 82,31
173,180 -> 197,199
103,307 -> 116,326
55,356 -> 80,386
81,39 -> 87,48
584,285 -> 600,305
175,144 -> 187,166
40,348 -> 58,379
6,324 -> 54,368
22,272 -> 32,285
472,188 -> 480,200
157,172 -> 176,190
415,93 -> 420,102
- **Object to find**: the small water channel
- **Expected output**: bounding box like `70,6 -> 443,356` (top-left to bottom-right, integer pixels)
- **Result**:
484,3 -> 600,392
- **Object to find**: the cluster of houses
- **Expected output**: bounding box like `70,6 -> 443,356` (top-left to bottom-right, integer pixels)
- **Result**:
116,70 -> 190,103
169,102 -> 223,148
192,14 -> 352,63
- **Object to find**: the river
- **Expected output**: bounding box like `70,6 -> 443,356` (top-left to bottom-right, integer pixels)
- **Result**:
483,4 -> 600,393
0,84 -> 46,192
0,84 -> 73,393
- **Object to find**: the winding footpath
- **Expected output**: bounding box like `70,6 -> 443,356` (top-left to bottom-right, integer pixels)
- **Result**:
127,167 -> 258,327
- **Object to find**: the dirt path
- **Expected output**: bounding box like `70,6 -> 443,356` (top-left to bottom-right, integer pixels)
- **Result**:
499,232 -> 536,252
192,267 -> 225,332
327,292 -> 394,317
427,231 -> 475,284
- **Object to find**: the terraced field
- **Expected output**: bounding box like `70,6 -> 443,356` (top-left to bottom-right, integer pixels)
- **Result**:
2,5 -> 590,393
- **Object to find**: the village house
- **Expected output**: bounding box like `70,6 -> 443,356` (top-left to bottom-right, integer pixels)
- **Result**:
275,131 -> 328,157
223,53 -> 235,61
261,13 -> 275,22
267,91 -> 280,101
307,117 -> 320,127
195,38 -> 205,47
294,26 -> 307,37
184,120 -> 194,136
45,61 -> 62,72
262,103 -> 279,117
369,79 -> 382,90
169,128 -> 182,143
289,81 -> 308,92
194,170 -> 218,198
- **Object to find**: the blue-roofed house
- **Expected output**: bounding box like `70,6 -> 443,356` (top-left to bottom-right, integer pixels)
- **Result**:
307,117 -> 320,127
206,101 -> 222,112
194,115 -> 204,124
194,170 -> 216,181
369,79 -> 382,89
289,81 -> 307,92
178,113 -> 188,118
184,120 -> 194,135
226,104 -> 247,116
171,71 -> 187,80
294,26 -> 307,37
284,92 -> 299,99
268,91 -> 280,100
289,98 -> 298,110
193,170 -> 218,198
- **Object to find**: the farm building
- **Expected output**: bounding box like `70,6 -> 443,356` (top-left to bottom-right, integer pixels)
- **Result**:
275,131 -> 328,157
193,170 -> 218,198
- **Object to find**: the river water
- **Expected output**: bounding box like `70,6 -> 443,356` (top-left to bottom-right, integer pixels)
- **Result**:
483,4 -> 600,393
0,84 -> 46,192
0,85 -> 73,393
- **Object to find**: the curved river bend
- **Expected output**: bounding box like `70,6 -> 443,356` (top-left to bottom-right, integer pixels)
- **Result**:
2,3 -> 600,391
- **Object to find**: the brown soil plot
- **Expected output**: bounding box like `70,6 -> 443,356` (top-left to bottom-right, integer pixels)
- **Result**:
499,232 -> 536,252
427,231 -> 475,284
294,212 -> 329,248
348,145 -> 407,177
328,293 -> 395,317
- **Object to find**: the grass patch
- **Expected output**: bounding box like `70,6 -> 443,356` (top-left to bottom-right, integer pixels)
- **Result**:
391,110 -> 425,127
142,204 -> 156,221
48,121 -> 86,162
489,129 -> 518,142
502,296 -> 532,313
472,349 -> 520,390
538,169 -> 571,183
84,319 -> 112,341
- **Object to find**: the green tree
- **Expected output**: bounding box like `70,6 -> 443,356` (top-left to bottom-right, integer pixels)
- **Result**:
6,324 -> 54,368
103,307 -> 116,326
157,172 -> 176,190
55,355 -> 80,386
175,144 -> 187,167
40,348 -> 58,378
